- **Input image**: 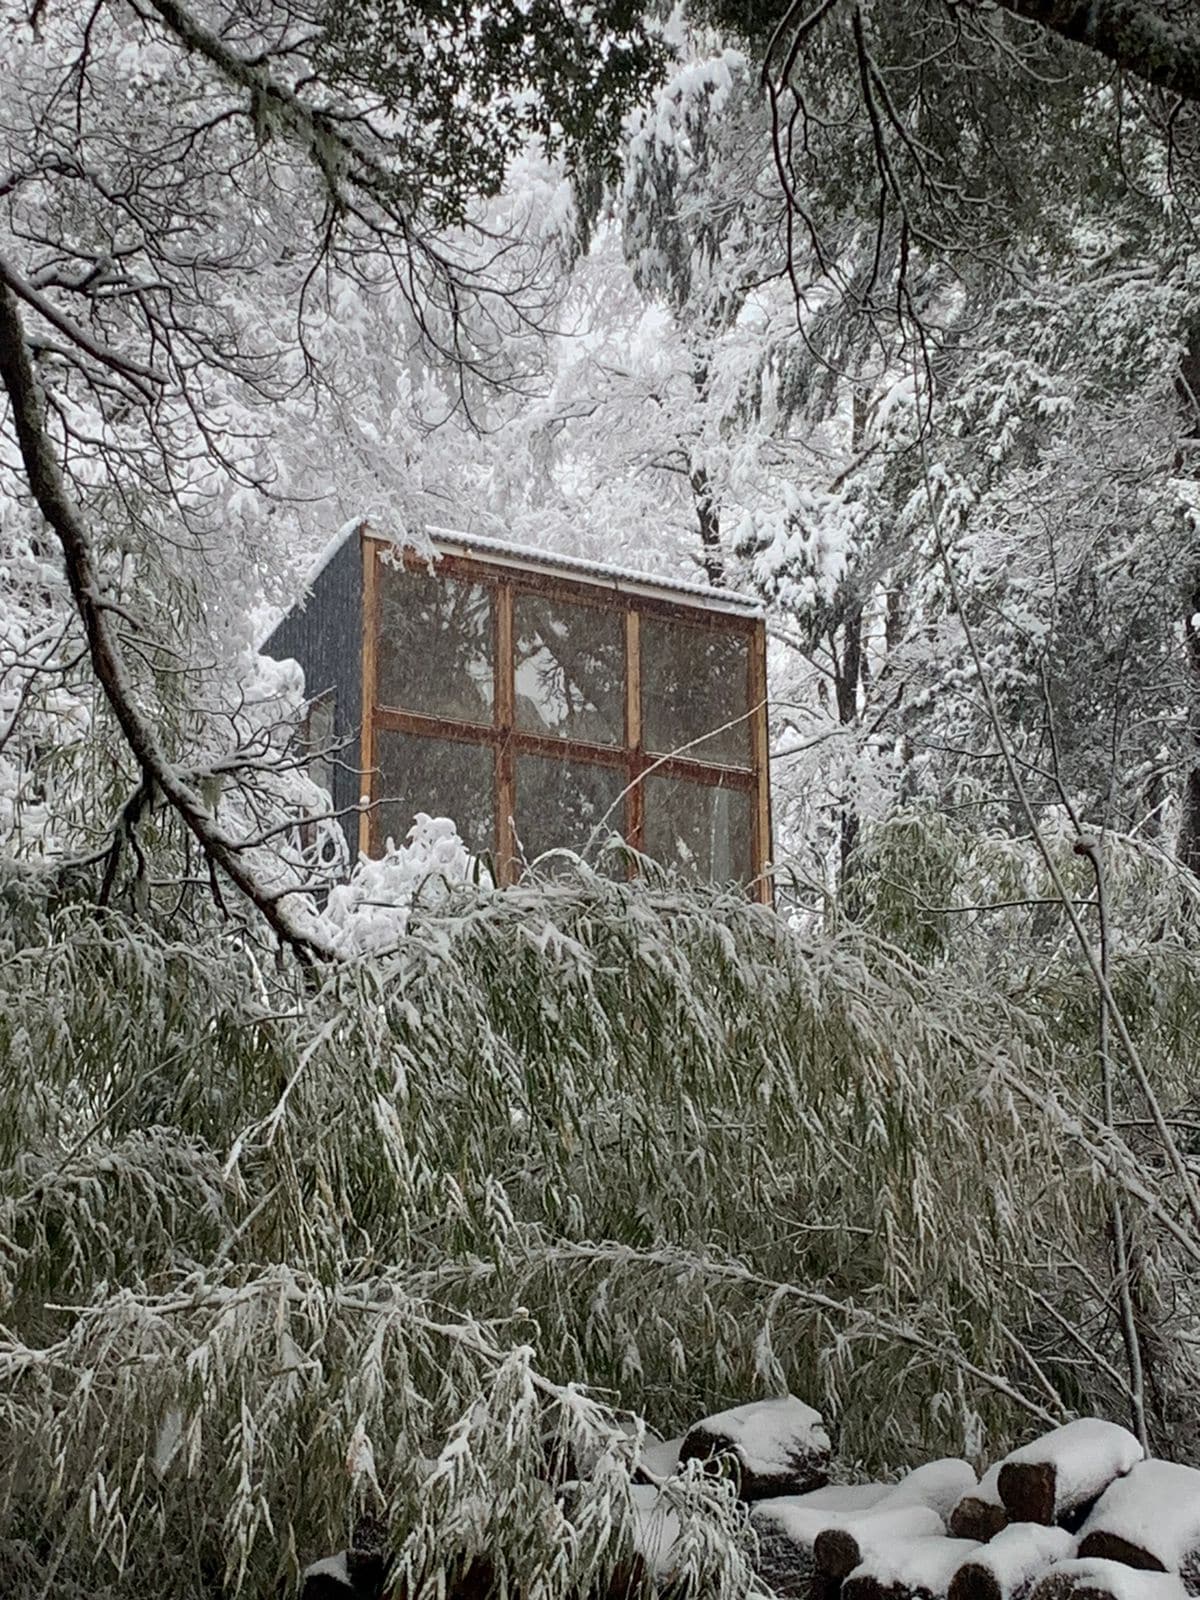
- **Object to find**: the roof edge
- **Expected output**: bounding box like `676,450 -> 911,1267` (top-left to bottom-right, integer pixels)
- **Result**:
362,523 -> 763,617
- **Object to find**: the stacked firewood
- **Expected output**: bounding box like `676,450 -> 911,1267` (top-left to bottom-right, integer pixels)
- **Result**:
687,1407 -> 1200,1600
299,1402 -> 1200,1600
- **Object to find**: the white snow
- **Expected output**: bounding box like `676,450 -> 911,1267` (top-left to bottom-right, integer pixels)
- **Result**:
301,1550 -> 351,1587
850,1533 -> 980,1592
639,1435 -> 683,1479
629,1483 -> 682,1577
1079,1460 -> 1200,1569
688,1395 -> 830,1477
319,814 -> 488,954
421,525 -> 763,615
755,1471 -> 966,1556
753,1483 -> 897,1546
885,1460 -> 979,1521
1032,1559 -> 1188,1600
821,1504 -> 950,1564
1004,1421 -> 1143,1514
843,1503 -> 951,1549
152,1406 -> 183,1478
779,1483 -> 894,1514
970,1463 -> 1005,1509
309,516 -> 370,589
956,1522 -> 1076,1598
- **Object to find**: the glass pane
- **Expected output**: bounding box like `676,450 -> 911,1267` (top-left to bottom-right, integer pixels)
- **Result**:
377,565 -> 494,724
642,775 -> 753,884
641,617 -> 750,767
514,593 -> 624,745
373,728 -> 494,857
304,692 -> 336,796
513,754 -> 627,869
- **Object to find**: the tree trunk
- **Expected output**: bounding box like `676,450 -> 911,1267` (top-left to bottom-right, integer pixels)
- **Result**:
835,389 -> 871,883
691,460 -> 724,588
690,362 -> 724,586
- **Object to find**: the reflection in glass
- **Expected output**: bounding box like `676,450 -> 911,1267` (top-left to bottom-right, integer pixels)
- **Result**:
641,617 -> 750,767
643,775 -> 753,884
513,754 -> 627,869
377,565 -> 494,724
514,594 -> 624,745
304,691 -> 336,796
373,728 -> 494,857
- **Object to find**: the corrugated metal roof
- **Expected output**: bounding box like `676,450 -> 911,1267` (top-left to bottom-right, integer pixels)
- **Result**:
382,524 -> 764,616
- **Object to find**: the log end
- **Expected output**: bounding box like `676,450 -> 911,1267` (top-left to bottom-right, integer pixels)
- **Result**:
948,1561 -> 1004,1600
949,1499 -> 1009,1544
999,1461 -> 1058,1527
1077,1533 -> 1168,1574
815,1526 -> 868,1582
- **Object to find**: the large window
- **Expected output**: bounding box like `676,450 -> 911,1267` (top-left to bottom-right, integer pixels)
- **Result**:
361,541 -> 770,897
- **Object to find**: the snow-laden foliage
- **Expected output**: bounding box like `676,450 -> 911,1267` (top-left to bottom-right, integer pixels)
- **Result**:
0,0 -> 663,944
321,814 -> 488,956
4,821 -> 1200,1595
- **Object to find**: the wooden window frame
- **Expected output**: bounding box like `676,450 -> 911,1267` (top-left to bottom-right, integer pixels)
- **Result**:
359,535 -> 772,901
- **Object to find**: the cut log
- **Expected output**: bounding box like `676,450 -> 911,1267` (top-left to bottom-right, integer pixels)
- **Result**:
1077,1460 -> 1200,1593
951,1466 -> 1009,1543
841,1534 -> 980,1600
884,1462 -> 979,1522
679,1395 -> 831,1500
347,1512 -> 388,1597
754,1524 -> 819,1600
1079,1538 -> 1168,1576
998,1422 -> 1143,1529
1028,1557 -> 1187,1600
752,1484 -> 895,1594
815,1506 -> 947,1581
758,1467 -> 975,1595
948,1522 -> 1076,1600
300,1553 -> 353,1600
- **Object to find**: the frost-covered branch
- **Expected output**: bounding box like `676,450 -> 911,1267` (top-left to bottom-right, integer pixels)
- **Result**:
995,0 -> 1200,103
0,281 -> 330,957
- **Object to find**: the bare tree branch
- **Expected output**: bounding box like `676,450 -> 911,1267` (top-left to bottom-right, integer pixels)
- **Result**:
0,280 -> 328,959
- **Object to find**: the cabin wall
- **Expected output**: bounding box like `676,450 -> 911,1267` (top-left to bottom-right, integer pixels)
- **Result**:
264,530 -> 364,845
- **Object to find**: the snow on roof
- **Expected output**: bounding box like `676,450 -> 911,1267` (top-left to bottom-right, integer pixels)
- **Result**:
390,523 -> 764,617
260,518 -> 763,652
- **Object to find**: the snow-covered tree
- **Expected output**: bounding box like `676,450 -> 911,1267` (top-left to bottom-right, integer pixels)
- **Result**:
0,0 -> 663,945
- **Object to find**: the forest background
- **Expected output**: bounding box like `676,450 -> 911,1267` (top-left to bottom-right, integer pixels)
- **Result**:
5,0 -> 1200,1596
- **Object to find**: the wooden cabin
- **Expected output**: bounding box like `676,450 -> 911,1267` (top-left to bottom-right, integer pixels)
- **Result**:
266,524 -> 772,898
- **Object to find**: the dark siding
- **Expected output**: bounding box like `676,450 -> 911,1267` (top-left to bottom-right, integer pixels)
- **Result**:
263,529 -> 363,845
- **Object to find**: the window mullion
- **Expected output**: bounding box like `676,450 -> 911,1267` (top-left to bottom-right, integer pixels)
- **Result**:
495,579 -> 516,884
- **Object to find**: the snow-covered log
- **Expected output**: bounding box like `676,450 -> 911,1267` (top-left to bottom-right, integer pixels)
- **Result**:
812,1464 -> 974,1582
679,1395 -> 831,1499
951,1465 -> 1009,1542
753,1485 -> 896,1596
998,1422 -> 1143,1528
1077,1460 -> 1200,1590
948,1522 -> 1076,1600
1028,1558 -> 1188,1600
299,1552 -> 354,1599
814,1506 -> 949,1581
841,1534 -> 981,1600
883,1462 -> 980,1522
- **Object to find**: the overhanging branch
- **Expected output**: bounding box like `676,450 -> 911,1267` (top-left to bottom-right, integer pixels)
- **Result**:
994,0 -> 1200,103
0,280 -> 329,960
